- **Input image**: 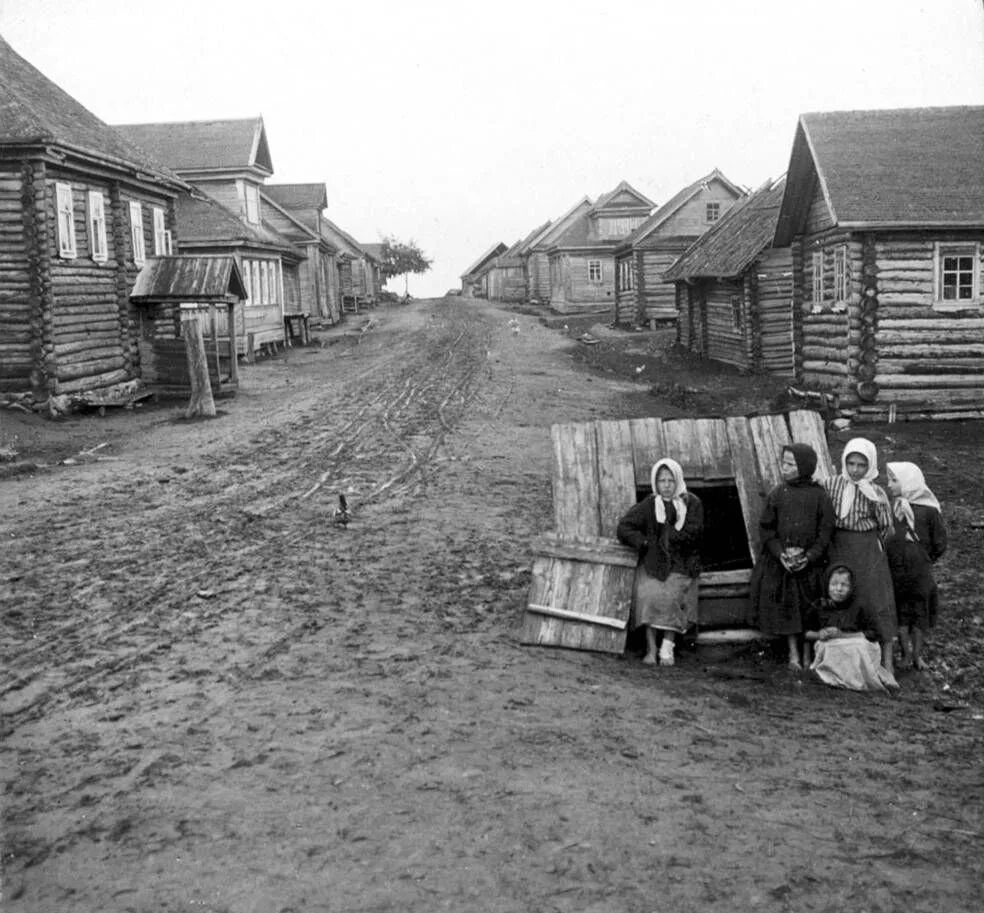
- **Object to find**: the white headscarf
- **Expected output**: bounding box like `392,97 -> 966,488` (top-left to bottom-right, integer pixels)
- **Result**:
651,457 -> 687,531
837,438 -> 883,520
886,461 -> 941,532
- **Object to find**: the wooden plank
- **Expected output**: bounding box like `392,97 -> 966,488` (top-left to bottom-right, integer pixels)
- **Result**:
694,417 -> 733,480
527,604 -> 627,630
725,416 -> 766,560
748,414 -> 785,492
594,420 -> 636,538
532,534 -> 637,567
785,409 -> 835,479
628,417 -> 664,488
551,422 -> 600,540
660,417 -> 703,479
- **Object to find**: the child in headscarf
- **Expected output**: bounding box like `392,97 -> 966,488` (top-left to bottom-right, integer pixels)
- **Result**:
749,443 -> 835,669
821,438 -> 897,674
805,565 -> 898,692
617,458 -> 703,666
885,462 -> 948,670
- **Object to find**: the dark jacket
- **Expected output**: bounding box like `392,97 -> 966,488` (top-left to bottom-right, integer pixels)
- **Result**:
616,491 -> 703,581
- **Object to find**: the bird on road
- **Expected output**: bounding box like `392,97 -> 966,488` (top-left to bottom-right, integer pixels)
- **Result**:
332,493 -> 351,528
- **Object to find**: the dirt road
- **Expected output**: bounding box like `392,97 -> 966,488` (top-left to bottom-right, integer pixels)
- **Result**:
2,298 -> 982,912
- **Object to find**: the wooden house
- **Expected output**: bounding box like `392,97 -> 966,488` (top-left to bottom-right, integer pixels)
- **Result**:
521,410 -> 833,653
487,221 -> 552,303
522,198 -> 591,304
546,182 -> 655,314
460,242 -> 507,297
613,169 -> 745,326
0,34 -> 189,402
129,255 -> 245,395
774,106 -> 984,420
664,177 -> 795,376
317,218 -> 374,313
115,117 -> 300,353
261,184 -> 340,325
358,243 -> 385,301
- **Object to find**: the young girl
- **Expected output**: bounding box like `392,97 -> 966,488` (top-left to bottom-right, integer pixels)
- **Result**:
749,443 -> 834,669
822,438 -> 897,674
805,565 -> 898,692
885,462 -> 948,670
616,458 -> 703,666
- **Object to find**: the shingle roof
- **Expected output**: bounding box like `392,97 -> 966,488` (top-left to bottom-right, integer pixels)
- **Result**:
130,255 -> 247,302
263,183 -> 328,212
114,117 -> 273,173
360,243 -> 383,263
462,242 -> 508,278
781,106 -> 984,234
548,182 -> 654,250
664,177 -> 786,281
529,198 -> 592,250
0,34 -> 183,187
176,191 -> 294,250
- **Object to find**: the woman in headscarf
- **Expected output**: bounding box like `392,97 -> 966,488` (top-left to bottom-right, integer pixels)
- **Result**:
748,443 -> 834,669
885,462 -> 948,670
617,458 -> 703,666
821,438 -> 897,674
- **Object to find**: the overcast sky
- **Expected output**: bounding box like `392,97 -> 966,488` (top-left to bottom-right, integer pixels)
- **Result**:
2,0 -> 983,296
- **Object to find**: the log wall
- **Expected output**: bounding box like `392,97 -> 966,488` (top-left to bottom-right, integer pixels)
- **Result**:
549,254 -> 616,313
634,244 -> 690,324
526,251 -> 550,302
755,246 -> 795,376
703,278 -> 748,368
0,166 -> 32,391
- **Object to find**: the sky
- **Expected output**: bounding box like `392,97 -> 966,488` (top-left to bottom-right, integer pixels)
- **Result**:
2,0 -> 983,296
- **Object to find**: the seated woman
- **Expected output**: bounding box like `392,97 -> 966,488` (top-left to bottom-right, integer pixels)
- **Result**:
805,565 -> 898,692
616,458 -> 703,666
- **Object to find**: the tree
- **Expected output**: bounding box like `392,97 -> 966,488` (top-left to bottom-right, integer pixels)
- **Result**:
378,236 -> 432,297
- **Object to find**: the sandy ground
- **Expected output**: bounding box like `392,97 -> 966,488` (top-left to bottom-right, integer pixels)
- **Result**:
2,297 -> 982,913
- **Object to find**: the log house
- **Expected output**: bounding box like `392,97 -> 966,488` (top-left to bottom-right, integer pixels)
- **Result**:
521,198 -> 592,305
0,35 -> 190,401
774,106 -> 984,419
460,242 -> 507,297
665,177 -> 795,376
487,222 -> 550,303
613,169 -> 745,326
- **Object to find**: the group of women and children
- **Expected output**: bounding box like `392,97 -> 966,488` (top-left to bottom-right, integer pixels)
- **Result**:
616,438 -> 947,692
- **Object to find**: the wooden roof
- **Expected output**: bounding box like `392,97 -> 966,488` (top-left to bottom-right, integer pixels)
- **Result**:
527,197 -> 593,251
775,106 -> 984,245
589,180 -> 655,214
130,255 -> 247,302
461,242 -> 508,278
548,181 -> 654,250
0,34 -> 184,189
176,191 -> 296,253
263,183 -> 328,212
115,117 -> 273,175
618,169 -> 745,252
664,177 -> 786,281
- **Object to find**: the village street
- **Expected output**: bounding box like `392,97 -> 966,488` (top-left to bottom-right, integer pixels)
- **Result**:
2,297 -> 983,913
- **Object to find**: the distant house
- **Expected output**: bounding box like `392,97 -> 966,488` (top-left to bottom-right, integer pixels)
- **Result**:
613,169 -> 744,326
262,183 -> 340,325
487,221 -> 550,302
664,177 -> 794,376
546,182 -> 656,314
359,243 -> 386,300
460,242 -> 507,297
317,218 -> 375,312
523,198 -> 591,305
0,34 -> 189,401
115,117 -> 302,353
774,106 -> 984,419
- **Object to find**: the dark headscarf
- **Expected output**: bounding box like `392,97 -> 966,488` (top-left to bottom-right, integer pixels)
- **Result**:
783,443 -> 818,484
822,564 -> 855,608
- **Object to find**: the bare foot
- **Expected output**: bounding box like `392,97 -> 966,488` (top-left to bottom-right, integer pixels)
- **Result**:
913,657 -> 927,671
788,659 -> 803,671
659,652 -> 675,666
642,654 -> 657,665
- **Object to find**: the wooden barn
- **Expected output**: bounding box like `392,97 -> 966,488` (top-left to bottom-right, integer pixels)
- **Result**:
665,177 -> 795,376
546,182 -> 655,314
521,410 -> 833,653
262,184 -> 340,325
522,198 -> 591,305
0,34 -> 189,403
115,117 -> 300,354
129,255 -> 245,395
613,169 -> 745,326
774,106 -> 984,420
460,242 -> 507,297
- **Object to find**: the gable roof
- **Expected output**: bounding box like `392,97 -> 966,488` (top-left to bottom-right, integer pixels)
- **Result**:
620,168 -> 745,250
263,183 -> 328,212
528,197 -> 593,251
175,190 -> 295,252
664,177 -> 787,281
0,34 -> 184,188
360,242 -> 384,262
461,242 -> 508,278
774,106 -> 984,245
496,221 -> 553,267
589,180 -> 655,214
130,255 -> 247,302
114,117 -> 273,174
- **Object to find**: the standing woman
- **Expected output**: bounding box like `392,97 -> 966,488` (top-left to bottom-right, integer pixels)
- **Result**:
617,458 -> 704,666
822,438 -> 897,673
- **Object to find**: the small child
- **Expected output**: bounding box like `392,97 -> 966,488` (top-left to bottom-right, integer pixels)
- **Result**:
885,462 -> 947,670
748,443 -> 834,669
805,565 -> 898,692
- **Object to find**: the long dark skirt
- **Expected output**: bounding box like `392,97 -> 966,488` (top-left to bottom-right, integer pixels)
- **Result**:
828,529 -> 897,641
887,536 -> 938,630
749,552 -> 823,636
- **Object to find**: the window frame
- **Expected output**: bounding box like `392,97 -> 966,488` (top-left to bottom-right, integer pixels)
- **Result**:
934,242 -> 980,309
587,259 -> 602,283
833,244 -> 849,305
86,190 -> 107,262
55,182 -> 77,259
811,250 -> 823,307
128,201 -> 145,266
706,201 -> 721,223
152,207 -> 167,256
730,293 -> 744,333
245,184 -> 260,224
